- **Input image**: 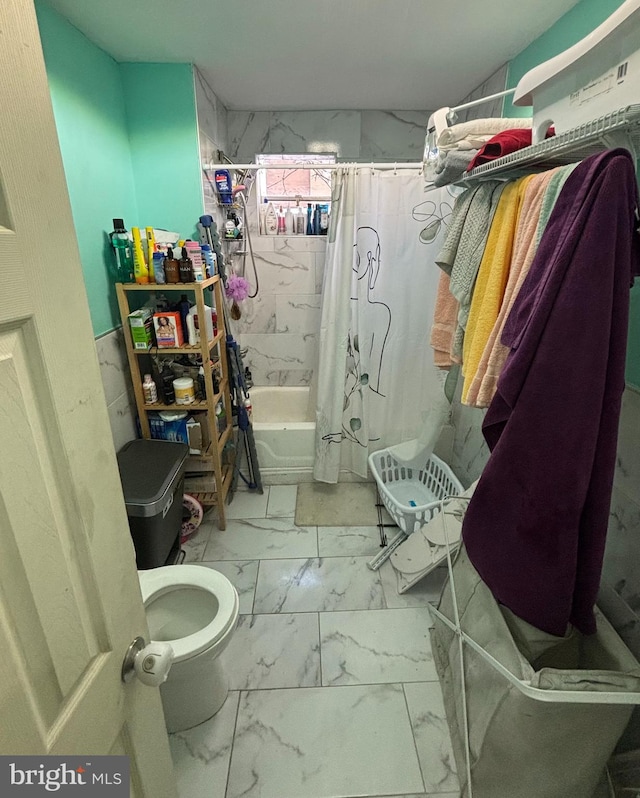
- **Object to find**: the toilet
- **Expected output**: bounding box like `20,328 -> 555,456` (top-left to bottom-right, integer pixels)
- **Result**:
138,564 -> 239,733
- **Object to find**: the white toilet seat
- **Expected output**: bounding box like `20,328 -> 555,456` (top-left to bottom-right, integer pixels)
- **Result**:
139,565 -> 238,663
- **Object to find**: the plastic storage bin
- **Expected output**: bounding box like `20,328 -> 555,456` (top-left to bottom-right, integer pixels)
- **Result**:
368,450 -> 463,534
117,439 -> 188,569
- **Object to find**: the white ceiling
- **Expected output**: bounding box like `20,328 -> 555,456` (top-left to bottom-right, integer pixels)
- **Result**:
45,0 -> 580,111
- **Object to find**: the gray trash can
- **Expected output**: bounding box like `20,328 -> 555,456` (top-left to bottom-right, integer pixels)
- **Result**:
117,440 -> 189,569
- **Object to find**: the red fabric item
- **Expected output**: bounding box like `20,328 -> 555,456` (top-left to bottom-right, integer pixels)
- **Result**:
466,128 -> 554,171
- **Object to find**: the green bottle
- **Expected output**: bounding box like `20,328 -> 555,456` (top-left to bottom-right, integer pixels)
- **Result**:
110,218 -> 134,282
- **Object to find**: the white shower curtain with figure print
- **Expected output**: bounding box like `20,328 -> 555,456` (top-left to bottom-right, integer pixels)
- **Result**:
313,166 -> 456,483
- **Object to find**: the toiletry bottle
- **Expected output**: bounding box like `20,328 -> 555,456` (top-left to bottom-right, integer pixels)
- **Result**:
163,247 -> 180,283
306,203 -> 313,235
132,227 -> 151,283
225,211 -> 237,240
110,218 -> 134,282
185,241 -> 204,280
265,202 -> 278,236
277,206 -> 286,234
197,365 -> 206,400
285,206 -> 293,235
201,244 -> 216,277
162,367 -> 175,404
152,252 -> 166,284
142,373 -> 158,404
320,204 -> 329,235
259,198 -> 268,235
214,169 -> 233,204
179,246 -> 194,282
313,204 -> 321,236
179,294 -> 191,342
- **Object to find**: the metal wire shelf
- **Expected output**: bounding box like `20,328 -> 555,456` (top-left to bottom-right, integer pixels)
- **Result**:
462,104 -> 640,182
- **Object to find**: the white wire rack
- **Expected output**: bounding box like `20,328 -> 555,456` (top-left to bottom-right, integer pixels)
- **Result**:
462,104 -> 640,182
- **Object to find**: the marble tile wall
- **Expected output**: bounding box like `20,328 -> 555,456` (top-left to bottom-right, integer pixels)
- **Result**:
454,64 -> 509,123
229,233 -> 326,386
226,109 -> 432,164
194,67 -> 229,216
95,328 -> 138,453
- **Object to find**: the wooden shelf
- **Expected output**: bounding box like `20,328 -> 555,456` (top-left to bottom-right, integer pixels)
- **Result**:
133,328 -> 224,355
143,401 -> 208,411
190,464 -> 234,507
116,276 -> 234,531
117,275 -> 219,291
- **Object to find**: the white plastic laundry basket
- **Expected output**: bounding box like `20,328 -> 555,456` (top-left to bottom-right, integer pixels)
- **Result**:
369,450 -> 463,534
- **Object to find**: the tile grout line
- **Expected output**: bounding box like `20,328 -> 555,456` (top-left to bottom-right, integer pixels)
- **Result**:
223,692 -> 243,798
402,681 -> 428,796
317,611 -> 324,687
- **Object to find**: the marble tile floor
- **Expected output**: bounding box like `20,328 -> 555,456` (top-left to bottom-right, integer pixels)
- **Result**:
174,484 -> 459,798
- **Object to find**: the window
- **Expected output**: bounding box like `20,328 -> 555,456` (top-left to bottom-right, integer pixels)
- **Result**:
256,153 -> 334,213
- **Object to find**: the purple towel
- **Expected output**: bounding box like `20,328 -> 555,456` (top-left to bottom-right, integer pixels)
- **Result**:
461,149 -> 640,636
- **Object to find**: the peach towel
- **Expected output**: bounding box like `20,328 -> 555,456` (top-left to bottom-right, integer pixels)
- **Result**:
461,176 -> 533,404
430,271 -> 459,367
465,169 -> 558,407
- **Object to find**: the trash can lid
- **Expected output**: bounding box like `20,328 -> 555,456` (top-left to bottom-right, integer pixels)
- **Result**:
117,440 -> 189,514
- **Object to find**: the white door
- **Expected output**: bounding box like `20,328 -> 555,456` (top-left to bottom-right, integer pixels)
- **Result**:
0,2 -> 178,795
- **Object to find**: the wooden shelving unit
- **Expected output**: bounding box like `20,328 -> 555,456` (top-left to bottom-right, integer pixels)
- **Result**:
116,275 -> 234,530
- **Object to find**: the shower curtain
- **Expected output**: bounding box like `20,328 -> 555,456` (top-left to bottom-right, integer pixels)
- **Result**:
313,166 -> 455,483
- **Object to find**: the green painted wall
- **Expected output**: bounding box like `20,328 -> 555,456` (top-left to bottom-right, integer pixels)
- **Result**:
35,0 -> 138,337
502,0 -> 640,387
121,63 -> 203,241
36,5 -> 204,336
503,0 -> 626,117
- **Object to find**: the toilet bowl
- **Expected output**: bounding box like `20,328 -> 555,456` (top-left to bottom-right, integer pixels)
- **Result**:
138,564 -> 239,732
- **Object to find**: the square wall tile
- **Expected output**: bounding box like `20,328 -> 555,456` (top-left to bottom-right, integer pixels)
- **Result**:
276,294 -> 322,334
107,390 -> 137,453
249,250 -> 316,295
269,110 -> 361,159
96,328 -> 131,407
227,110 -> 270,161
360,110 -> 430,161
240,332 -> 317,378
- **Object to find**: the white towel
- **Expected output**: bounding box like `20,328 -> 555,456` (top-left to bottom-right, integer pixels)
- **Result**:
437,117 -> 532,150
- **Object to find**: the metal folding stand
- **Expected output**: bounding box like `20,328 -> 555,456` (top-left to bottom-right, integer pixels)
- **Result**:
226,334 -> 263,498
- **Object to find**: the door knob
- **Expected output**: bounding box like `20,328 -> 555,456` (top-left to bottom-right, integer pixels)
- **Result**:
121,636 -> 174,686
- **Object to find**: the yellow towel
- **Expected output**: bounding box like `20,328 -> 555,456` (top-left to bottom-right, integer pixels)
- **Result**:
430,271 -> 459,368
461,175 -> 534,404
466,170 -> 558,407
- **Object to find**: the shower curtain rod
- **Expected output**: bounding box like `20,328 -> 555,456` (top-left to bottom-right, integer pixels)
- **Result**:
203,162 -> 424,171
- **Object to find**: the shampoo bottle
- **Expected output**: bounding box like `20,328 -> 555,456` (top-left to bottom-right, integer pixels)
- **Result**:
152,252 -> 166,284
163,247 -> 180,283
179,294 -> 191,342
142,374 -> 158,404
313,204 -> 321,236
179,247 -> 194,282
265,202 -> 278,236
306,203 -> 313,235
277,206 -> 286,234
285,207 -> 293,235
259,198 -> 268,235
201,244 -> 216,277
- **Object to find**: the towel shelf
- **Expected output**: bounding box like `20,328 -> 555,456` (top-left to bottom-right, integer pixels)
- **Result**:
461,104 -> 640,183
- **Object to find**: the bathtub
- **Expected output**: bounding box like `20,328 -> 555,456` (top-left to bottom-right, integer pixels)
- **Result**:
250,387 -> 315,479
